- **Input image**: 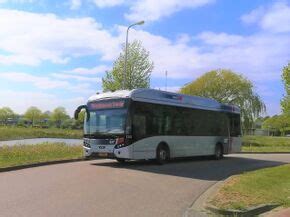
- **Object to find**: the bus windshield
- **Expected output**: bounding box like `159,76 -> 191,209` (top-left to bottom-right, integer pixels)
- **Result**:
84,109 -> 127,135
84,99 -> 128,136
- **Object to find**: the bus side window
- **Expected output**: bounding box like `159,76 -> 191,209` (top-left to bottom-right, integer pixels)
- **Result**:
133,114 -> 146,139
164,115 -> 172,134
174,108 -> 183,135
230,114 -> 241,137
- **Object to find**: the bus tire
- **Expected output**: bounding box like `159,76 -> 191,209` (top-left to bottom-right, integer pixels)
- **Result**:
116,158 -> 126,163
156,143 -> 170,165
214,143 -> 223,160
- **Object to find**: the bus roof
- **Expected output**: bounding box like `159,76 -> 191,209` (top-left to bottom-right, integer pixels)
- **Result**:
88,89 -> 240,114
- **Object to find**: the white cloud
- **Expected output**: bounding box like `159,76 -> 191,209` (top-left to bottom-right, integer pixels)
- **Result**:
115,23 -> 289,83
0,0 -> 35,4
51,73 -> 102,82
197,32 -> 244,46
241,1 -> 290,33
0,72 -> 70,89
66,83 -> 96,95
194,32 -> 290,82
0,9 -> 120,66
125,0 -> 214,22
0,71 -> 97,115
69,0 -> 82,10
0,90 -> 59,115
0,54 -> 39,65
92,0 -> 124,8
241,6 -> 265,25
116,26 -> 199,78
0,90 -> 89,116
0,72 -> 98,94
72,0 -> 213,22
67,65 -> 110,75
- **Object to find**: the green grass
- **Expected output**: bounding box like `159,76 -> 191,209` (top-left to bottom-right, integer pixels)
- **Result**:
243,136 -> 290,147
242,146 -> 290,152
0,126 -> 83,141
0,143 -> 83,168
210,164 -> 290,210
242,136 -> 290,152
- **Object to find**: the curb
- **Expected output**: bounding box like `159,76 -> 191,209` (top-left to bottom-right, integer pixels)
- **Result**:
184,177 -> 280,217
184,180 -> 224,217
207,204 -> 280,216
0,158 -> 85,173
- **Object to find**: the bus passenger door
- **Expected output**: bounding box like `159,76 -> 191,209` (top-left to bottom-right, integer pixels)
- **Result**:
224,114 -> 242,154
223,119 -> 232,154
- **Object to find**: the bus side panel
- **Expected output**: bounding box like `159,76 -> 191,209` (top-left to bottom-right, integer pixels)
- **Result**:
230,136 -> 242,153
131,136 -> 225,160
171,136 -> 223,157
114,145 -> 133,159
131,136 -> 162,160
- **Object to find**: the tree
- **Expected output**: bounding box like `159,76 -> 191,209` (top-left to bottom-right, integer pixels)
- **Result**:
40,111 -> 51,127
0,107 -> 15,125
24,107 -> 42,126
60,119 -> 75,129
50,107 -> 70,128
281,62 -> 290,115
262,115 -> 290,136
254,116 -> 269,129
179,69 -> 265,130
102,40 -> 154,91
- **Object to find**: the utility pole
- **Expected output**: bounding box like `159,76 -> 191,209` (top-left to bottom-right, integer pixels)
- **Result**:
123,20 -> 145,89
165,70 -> 168,91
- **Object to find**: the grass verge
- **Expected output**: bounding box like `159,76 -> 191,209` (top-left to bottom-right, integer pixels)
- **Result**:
243,136 -> 290,147
0,126 -> 83,141
242,146 -> 290,152
0,143 -> 83,168
242,136 -> 290,152
210,164 -> 290,210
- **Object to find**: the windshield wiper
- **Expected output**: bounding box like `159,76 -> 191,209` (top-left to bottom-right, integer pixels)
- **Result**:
84,132 -> 119,138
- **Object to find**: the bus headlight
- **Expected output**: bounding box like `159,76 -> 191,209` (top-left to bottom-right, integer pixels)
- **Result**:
83,141 -> 91,148
115,144 -> 126,149
115,137 -> 126,149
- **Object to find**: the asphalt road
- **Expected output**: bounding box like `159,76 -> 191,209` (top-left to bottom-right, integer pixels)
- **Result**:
1,154 -> 290,217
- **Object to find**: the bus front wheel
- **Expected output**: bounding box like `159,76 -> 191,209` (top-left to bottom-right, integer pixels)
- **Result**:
156,144 -> 170,165
214,143 -> 224,160
116,158 -> 126,163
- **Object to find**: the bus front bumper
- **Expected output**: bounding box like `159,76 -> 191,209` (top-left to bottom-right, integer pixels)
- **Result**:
83,145 -> 131,159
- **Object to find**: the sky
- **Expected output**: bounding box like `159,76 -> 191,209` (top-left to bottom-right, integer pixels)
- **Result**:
0,0 -> 289,116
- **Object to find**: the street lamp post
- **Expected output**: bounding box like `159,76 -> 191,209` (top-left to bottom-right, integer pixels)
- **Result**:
123,20 -> 145,90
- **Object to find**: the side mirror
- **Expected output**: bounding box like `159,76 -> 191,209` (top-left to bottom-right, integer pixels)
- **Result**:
74,105 -> 90,121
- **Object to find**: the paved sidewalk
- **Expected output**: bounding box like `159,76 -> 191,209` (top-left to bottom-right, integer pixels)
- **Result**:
263,208 -> 290,217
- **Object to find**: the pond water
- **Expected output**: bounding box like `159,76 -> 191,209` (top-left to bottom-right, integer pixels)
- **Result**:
0,138 -> 83,147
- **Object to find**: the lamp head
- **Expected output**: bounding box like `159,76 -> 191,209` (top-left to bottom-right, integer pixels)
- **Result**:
137,20 -> 145,25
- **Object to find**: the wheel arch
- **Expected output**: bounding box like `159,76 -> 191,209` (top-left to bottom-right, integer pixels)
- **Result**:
216,142 -> 224,151
214,142 -> 224,160
156,141 -> 170,158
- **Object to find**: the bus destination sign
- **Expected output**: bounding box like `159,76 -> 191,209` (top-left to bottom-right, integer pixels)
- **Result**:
88,100 -> 125,110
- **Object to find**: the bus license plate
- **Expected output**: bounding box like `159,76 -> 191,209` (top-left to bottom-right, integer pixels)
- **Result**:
98,153 -> 108,157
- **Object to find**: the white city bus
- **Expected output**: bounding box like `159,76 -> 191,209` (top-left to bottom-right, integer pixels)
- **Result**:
75,89 -> 241,164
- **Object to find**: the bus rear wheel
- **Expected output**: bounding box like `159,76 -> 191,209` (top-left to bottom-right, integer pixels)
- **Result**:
156,145 -> 169,165
214,143 -> 223,160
